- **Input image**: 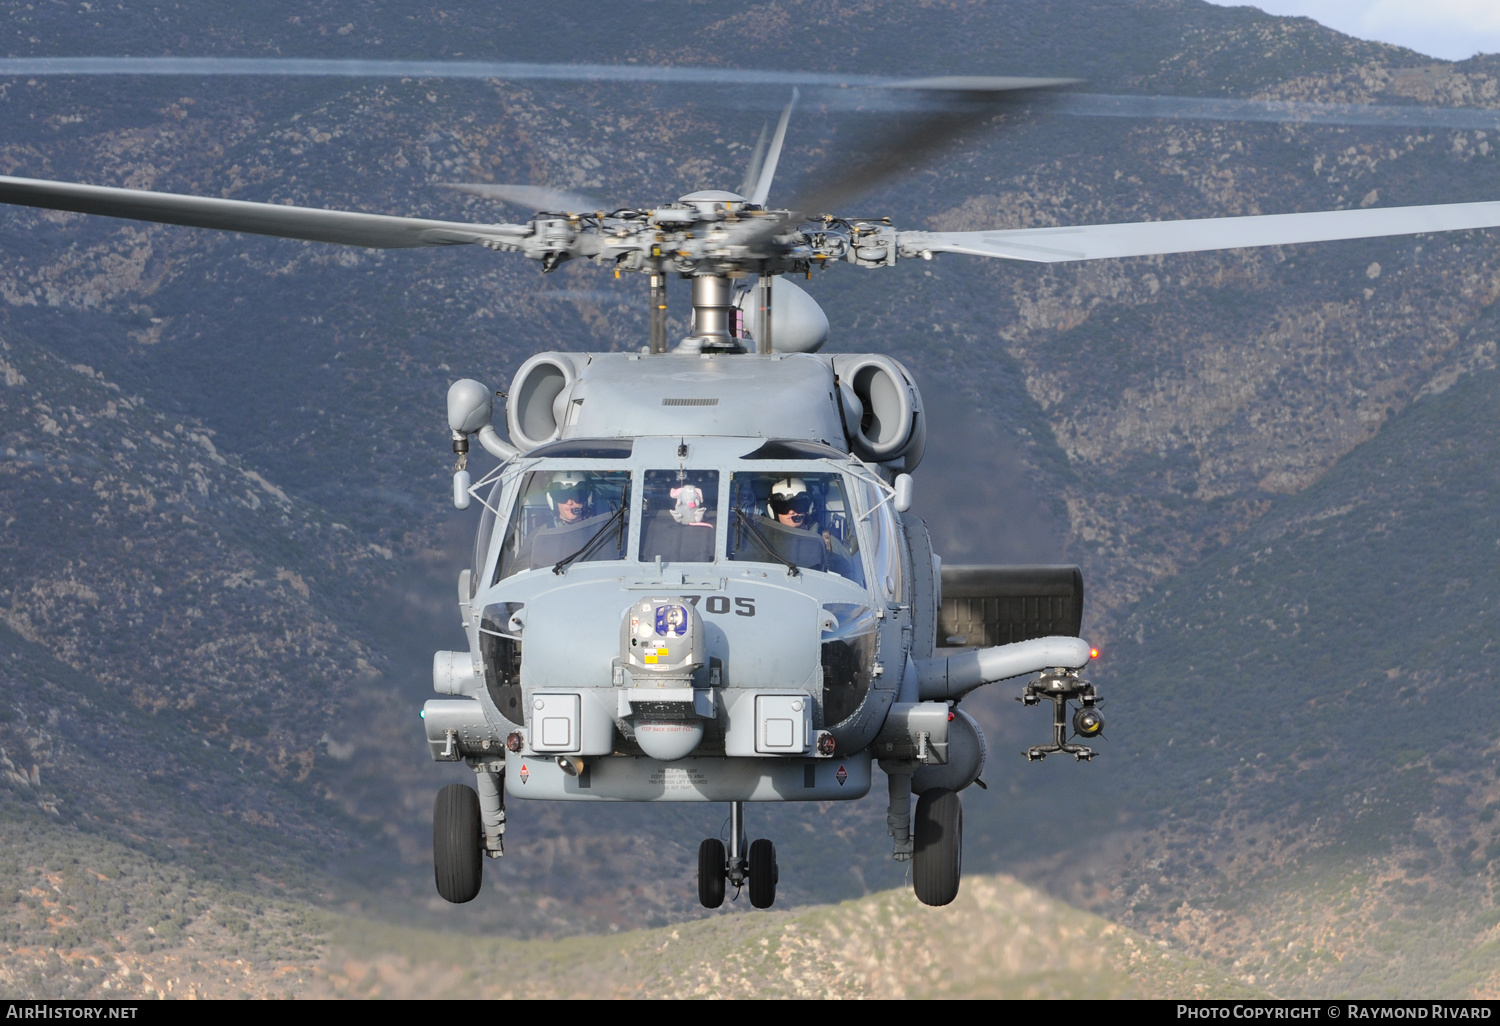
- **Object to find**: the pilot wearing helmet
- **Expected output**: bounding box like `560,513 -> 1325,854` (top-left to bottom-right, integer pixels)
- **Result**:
545,470 -> 594,526
511,470 -> 620,570
762,476 -> 855,575
767,476 -> 817,530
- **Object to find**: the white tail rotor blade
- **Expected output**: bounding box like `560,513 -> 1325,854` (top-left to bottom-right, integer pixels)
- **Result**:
901,201 -> 1500,263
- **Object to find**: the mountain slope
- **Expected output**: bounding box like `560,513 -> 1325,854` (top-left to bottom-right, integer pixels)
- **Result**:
0,330 -> 386,850
2,0 -> 1500,994
1051,361 -> 1500,995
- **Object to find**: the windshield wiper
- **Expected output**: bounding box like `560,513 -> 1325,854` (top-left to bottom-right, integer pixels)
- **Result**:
732,508 -> 800,578
552,504 -> 627,575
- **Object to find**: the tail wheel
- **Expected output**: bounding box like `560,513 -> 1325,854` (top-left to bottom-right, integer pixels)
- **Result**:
748,838 -> 778,909
698,838 -> 727,909
913,788 -> 962,907
433,783 -> 483,904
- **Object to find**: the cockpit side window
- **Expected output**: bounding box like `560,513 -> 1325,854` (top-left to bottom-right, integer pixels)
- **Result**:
471,477 -> 504,595
726,471 -> 865,585
638,470 -> 720,564
856,478 -> 904,603
494,469 -> 632,581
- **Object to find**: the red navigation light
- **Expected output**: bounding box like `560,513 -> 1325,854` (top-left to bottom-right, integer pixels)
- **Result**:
1090,647 -> 1100,660
505,731 -> 524,753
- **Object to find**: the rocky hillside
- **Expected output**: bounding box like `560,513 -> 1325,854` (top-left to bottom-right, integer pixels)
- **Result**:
0,332 -> 382,851
1078,357 -> 1500,997
3,0 -> 1500,997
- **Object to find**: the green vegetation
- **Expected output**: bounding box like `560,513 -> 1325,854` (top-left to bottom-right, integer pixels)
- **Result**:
0,802 -> 326,999
307,872 -> 1260,999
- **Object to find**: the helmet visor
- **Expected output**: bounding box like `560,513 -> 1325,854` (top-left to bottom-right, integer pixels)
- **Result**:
769,493 -> 816,517
549,483 -> 589,504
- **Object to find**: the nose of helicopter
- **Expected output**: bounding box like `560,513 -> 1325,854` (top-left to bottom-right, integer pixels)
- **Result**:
513,574 -> 822,695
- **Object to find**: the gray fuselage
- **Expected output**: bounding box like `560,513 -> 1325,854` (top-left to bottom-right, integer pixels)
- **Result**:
426,351 -> 940,803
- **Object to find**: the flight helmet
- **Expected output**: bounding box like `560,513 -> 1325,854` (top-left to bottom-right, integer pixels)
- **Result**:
546,471 -> 593,512
767,476 -> 817,523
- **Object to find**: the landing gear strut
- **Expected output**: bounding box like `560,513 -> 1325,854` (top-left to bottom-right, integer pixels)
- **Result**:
888,769 -> 965,907
433,762 -> 504,905
698,800 -> 777,909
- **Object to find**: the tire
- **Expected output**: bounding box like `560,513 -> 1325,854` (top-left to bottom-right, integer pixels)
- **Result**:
433,783 -> 483,904
698,838 -> 726,909
748,838 -> 777,909
913,788 -> 962,907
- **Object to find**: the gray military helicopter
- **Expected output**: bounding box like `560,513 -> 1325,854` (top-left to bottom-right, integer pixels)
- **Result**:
2,65 -> 1500,911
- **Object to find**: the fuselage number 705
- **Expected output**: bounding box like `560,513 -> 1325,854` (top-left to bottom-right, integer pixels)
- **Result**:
681,595 -> 755,617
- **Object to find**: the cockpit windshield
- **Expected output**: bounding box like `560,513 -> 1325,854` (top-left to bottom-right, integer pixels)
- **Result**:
638,470 -> 719,564
726,472 -> 865,584
494,469 -> 632,581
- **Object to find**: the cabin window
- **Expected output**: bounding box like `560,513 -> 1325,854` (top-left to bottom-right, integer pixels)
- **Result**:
494,469 -> 632,580
638,470 -> 720,564
726,472 -> 864,585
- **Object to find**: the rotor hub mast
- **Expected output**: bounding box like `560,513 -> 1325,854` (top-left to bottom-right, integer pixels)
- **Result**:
684,274 -> 737,352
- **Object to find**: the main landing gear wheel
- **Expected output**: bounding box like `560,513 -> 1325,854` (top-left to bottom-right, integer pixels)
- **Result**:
913,788 -> 962,907
433,783 -> 483,904
748,838 -> 778,909
698,837 -> 726,909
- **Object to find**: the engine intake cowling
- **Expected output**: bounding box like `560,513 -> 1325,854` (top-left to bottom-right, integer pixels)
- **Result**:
506,353 -> 581,451
832,354 -> 925,472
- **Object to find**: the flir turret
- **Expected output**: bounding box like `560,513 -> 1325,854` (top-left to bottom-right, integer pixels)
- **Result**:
618,598 -> 712,761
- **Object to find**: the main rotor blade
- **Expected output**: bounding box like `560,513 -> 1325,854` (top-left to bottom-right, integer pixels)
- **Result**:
0,175 -> 528,249
440,182 -> 600,213
6,59 -> 1499,129
781,79 -> 1068,222
1057,93 -> 1500,132
901,201 -> 1500,263
748,89 -> 798,207
0,56 -> 1071,93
